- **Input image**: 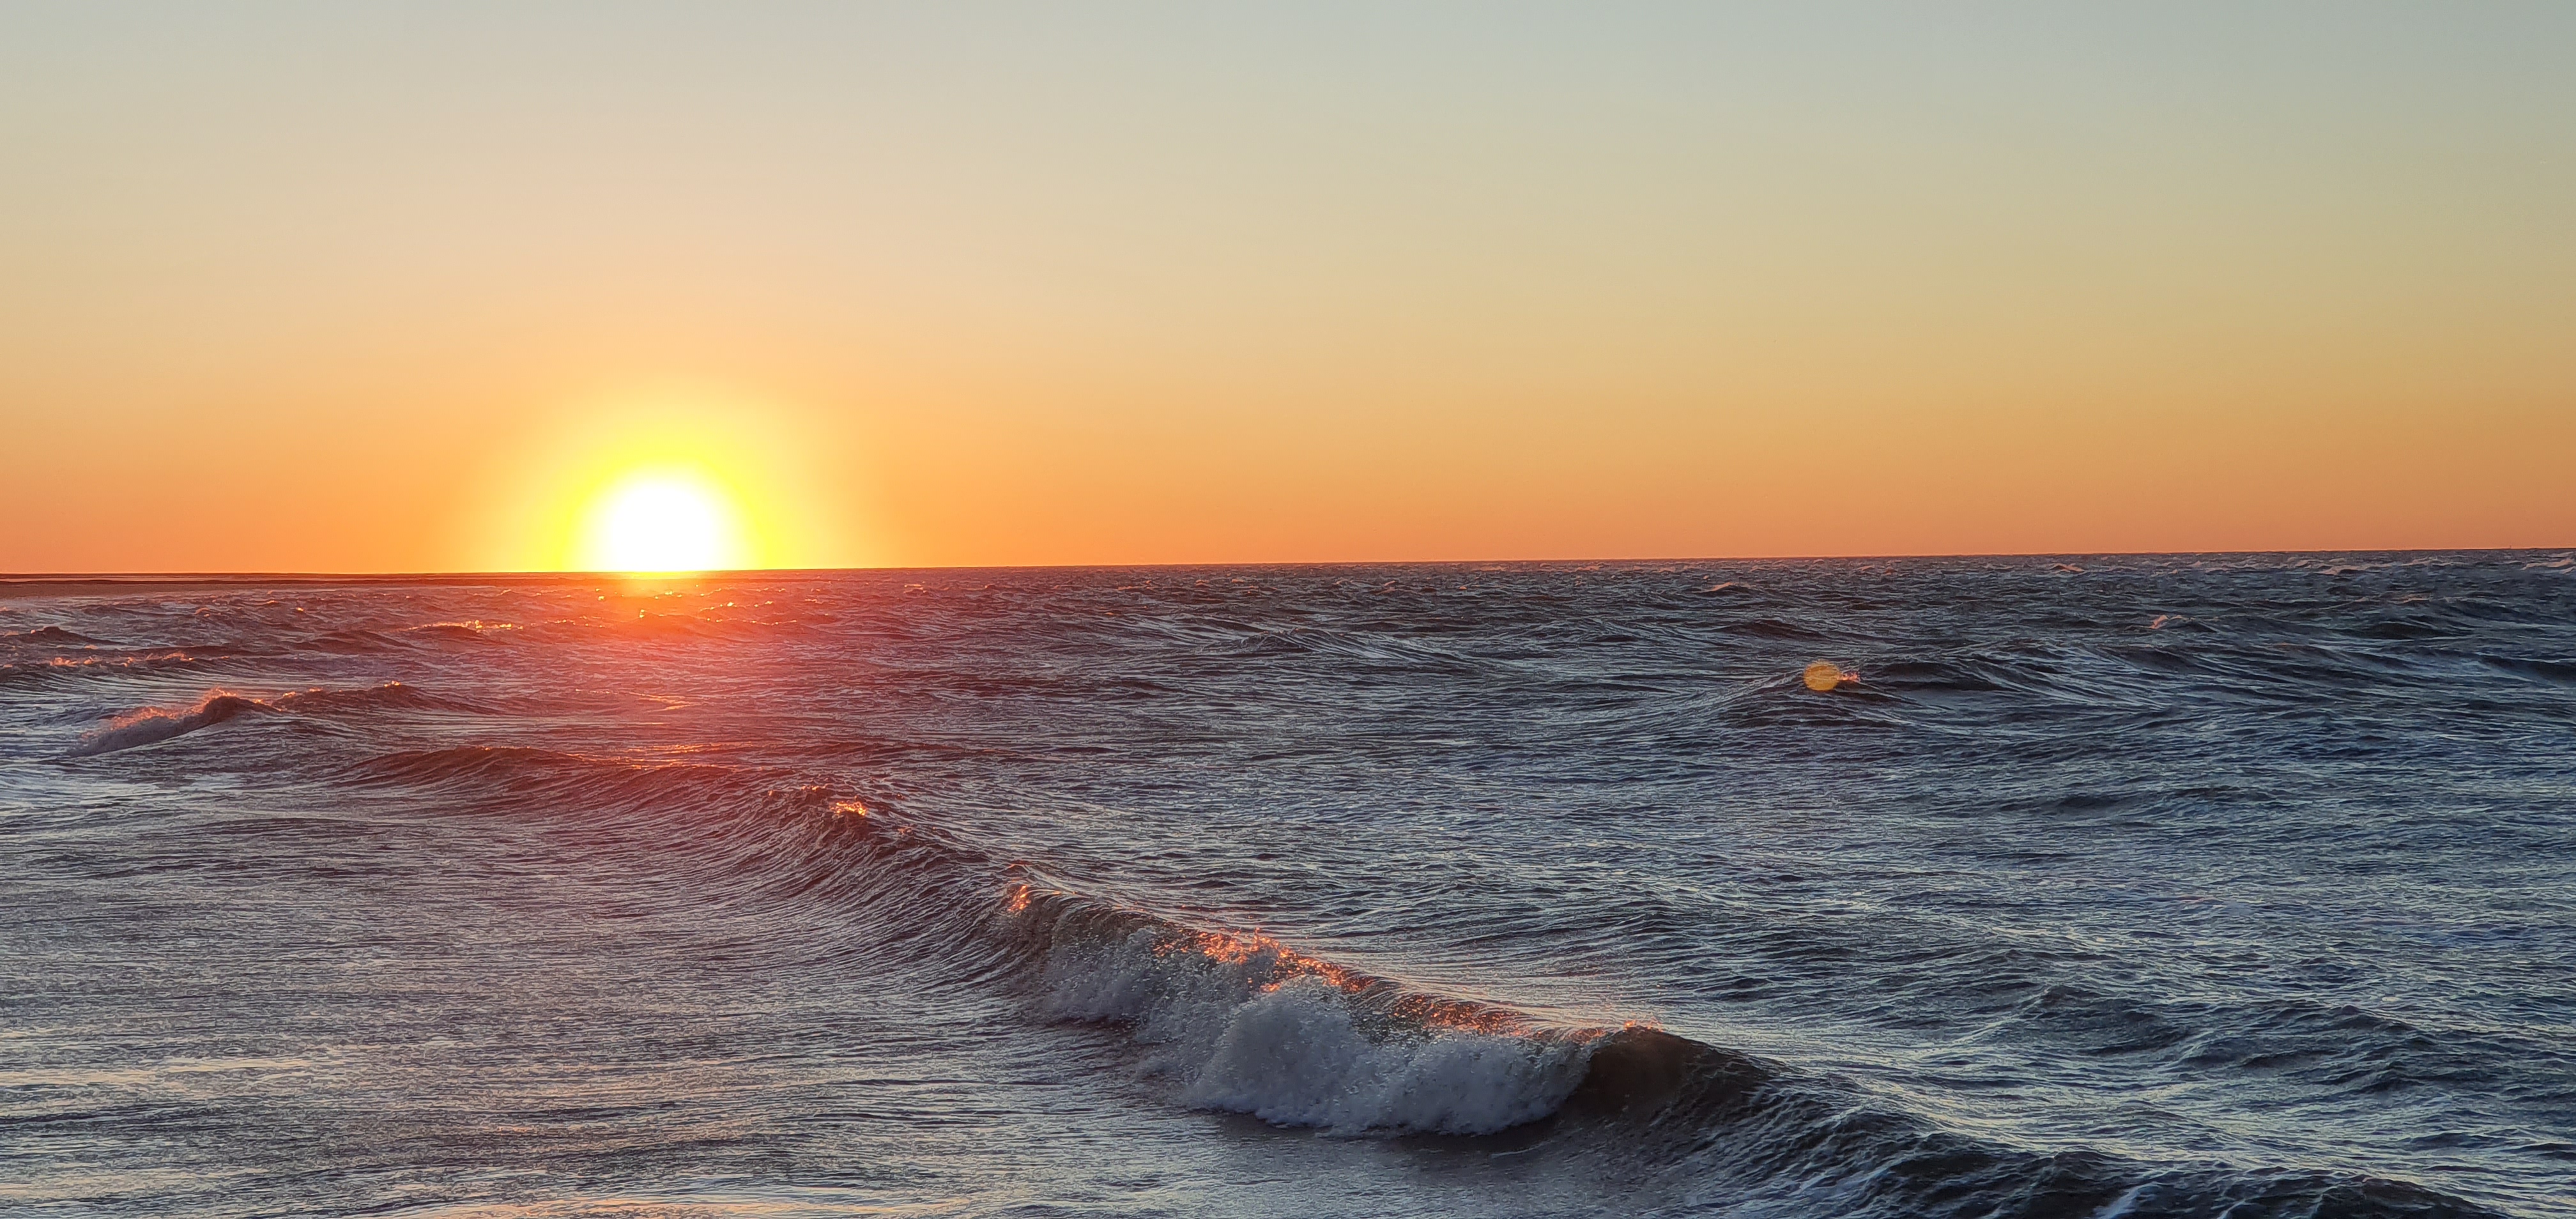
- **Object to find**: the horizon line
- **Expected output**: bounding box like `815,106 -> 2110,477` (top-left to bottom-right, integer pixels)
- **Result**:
4,544 -> 2570,588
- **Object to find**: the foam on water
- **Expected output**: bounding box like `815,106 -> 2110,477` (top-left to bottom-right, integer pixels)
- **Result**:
1036,923 -> 1593,1135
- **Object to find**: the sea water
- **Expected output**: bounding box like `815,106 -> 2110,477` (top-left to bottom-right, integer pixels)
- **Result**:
4,555 -> 2571,1217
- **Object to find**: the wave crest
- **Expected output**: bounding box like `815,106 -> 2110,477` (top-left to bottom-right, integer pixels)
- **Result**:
1015,893 -> 1598,1135
1180,973 -> 1586,1133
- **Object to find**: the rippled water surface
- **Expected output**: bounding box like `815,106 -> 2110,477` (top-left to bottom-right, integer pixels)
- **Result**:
4,555 -> 2572,1218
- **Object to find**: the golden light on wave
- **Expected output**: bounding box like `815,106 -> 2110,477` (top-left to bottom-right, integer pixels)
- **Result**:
572,469 -> 749,573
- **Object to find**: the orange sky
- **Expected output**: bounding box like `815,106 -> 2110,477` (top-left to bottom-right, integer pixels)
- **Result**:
3,5 -> 2569,572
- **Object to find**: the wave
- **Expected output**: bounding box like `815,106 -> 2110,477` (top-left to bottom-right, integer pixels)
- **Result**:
1013,916 -> 2502,1213
1,649 -> 219,689
345,746 -> 745,816
2478,654 -> 2576,686
66,682 -> 476,756
1712,615 -> 1831,640
1013,890 -> 1610,1135
903,829 -> 2511,1215
309,620 -> 526,652
66,690 -> 270,756
270,681 -> 479,716
351,744 -> 595,786
333,743 -> 1683,1139
402,619 -> 520,641
3,625 -> 109,646
321,749 -> 2511,1218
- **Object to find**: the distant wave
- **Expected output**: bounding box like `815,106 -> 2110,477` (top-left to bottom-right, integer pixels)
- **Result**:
1,649 -> 217,689
3,625 -> 109,646
364,611 -> 826,652
346,745 -> 742,811
402,619 -> 520,640
269,681 -> 477,716
67,682 -> 476,756
66,691 -> 270,756
0,625 -> 228,689
2479,654 -> 2576,686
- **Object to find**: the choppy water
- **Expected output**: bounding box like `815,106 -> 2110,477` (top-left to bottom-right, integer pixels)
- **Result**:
4,555 -> 2573,1218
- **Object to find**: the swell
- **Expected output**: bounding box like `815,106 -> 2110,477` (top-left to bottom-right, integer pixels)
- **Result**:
1,648 -> 225,689
1,624 -> 250,689
328,745 -> 2511,1218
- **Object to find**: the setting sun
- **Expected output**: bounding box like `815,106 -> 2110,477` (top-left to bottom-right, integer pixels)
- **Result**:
468,386 -> 862,574
574,471 -> 747,572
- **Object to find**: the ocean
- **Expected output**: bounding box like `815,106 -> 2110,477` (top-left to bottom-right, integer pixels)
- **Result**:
4,554 -> 2571,1218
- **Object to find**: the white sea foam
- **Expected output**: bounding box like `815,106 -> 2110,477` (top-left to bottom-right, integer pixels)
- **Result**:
1039,925 -> 1591,1135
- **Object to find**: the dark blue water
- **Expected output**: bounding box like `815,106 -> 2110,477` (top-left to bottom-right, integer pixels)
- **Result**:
5,553 -> 2572,1218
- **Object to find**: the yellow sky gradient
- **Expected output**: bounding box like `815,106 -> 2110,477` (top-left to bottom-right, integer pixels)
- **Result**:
3,4 -> 2569,572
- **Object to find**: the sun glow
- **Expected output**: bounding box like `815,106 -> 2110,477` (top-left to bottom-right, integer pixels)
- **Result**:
574,470 -> 748,572
468,384 -> 875,573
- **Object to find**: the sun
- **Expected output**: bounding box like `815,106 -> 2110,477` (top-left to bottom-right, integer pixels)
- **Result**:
483,385 -> 868,572
574,470 -> 747,573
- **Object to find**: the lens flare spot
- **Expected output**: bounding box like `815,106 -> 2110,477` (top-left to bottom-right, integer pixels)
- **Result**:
1803,660 -> 1859,692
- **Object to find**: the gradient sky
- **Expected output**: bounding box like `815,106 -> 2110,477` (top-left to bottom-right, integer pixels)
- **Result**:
4,2 -> 2570,572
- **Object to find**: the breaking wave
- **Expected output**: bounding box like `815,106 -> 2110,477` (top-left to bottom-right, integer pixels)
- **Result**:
301,744 -> 2510,1216
1017,891 -> 1603,1135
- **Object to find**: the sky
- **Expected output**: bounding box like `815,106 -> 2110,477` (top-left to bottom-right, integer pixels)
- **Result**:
3,2 -> 2570,572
